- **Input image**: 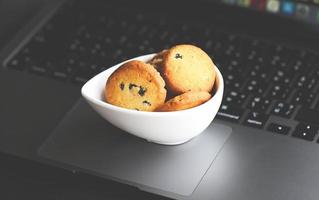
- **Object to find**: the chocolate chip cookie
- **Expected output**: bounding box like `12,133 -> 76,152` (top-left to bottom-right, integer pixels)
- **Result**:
105,60 -> 167,111
162,44 -> 216,94
156,91 -> 212,112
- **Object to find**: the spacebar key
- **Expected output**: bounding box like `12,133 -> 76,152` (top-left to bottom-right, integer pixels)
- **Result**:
217,104 -> 244,122
295,108 -> 319,125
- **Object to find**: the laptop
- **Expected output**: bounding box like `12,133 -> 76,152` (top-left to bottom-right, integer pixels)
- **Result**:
1,0 -> 319,199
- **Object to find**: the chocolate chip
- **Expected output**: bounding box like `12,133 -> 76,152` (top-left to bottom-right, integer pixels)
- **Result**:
138,86 -> 147,96
175,53 -> 183,59
129,83 -> 138,90
119,82 -> 125,90
134,108 -> 140,111
142,100 -> 151,106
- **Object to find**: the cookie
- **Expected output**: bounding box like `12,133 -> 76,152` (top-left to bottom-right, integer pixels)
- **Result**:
162,44 -> 216,94
147,49 -> 167,70
105,60 -> 167,111
156,91 -> 211,112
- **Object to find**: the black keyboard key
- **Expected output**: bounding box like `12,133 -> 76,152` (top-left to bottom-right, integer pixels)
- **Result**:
6,58 -> 24,70
271,102 -> 296,118
267,123 -> 291,135
243,48 -> 264,65
292,123 -> 319,141
270,44 -> 286,55
248,67 -> 272,81
6,47 -> 33,71
307,77 -> 318,90
248,96 -> 271,112
266,84 -> 290,100
224,91 -> 247,106
224,73 -> 243,88
52,71 -> 68,80
294,75 -> 317,90
278,60 -> 290,71
247,63 -> 263,72
72,76 -> 88,84
29,65 -> 47,75
289,59 -> 303,73
268,54 -> 281,67
217,104 -> 244,122
243,111 -> 269,128
271,69 -> 294,85
294,74 -> 307,86
222,44 -> 239,59
225,77 -> 243,92
221,60 -> 240,73
295,108 -> 319,125
296,123 -> 318,132
243,79 -> 267,95
294,132 -> 315,141
291,90 -> 316,106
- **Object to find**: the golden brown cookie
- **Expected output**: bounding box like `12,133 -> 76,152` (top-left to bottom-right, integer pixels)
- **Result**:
156,91 -> 211,112
162,44 -> 216,94
147,50 -> 167,70
105,60 -> 167,111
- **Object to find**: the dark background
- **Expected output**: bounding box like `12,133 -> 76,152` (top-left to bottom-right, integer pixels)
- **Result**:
0,0 -> 44,48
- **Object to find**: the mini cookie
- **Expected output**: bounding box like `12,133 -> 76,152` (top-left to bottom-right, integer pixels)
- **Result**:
156,91 -> 211,112
105,60 -> 166,111
162,44 -> 216,94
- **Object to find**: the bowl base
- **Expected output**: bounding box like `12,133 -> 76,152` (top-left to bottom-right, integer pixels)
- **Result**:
147,138 -> 192,145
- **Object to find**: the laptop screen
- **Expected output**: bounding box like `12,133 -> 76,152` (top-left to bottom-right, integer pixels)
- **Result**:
220,0 -> 319,26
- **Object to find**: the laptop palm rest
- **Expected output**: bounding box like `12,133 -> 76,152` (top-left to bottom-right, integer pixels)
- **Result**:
38,99 -> 232,197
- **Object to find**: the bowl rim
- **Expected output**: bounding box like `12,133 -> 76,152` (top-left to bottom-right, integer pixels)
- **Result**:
81,53 -> 224,116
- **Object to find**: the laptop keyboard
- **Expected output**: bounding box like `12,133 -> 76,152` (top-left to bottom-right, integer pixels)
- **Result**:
4,1 -> 319,143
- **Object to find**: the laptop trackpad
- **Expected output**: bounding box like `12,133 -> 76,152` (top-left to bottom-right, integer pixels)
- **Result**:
38,99 -> 232,196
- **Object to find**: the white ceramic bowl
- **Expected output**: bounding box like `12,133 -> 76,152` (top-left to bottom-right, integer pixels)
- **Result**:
81,54 -> 224,145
